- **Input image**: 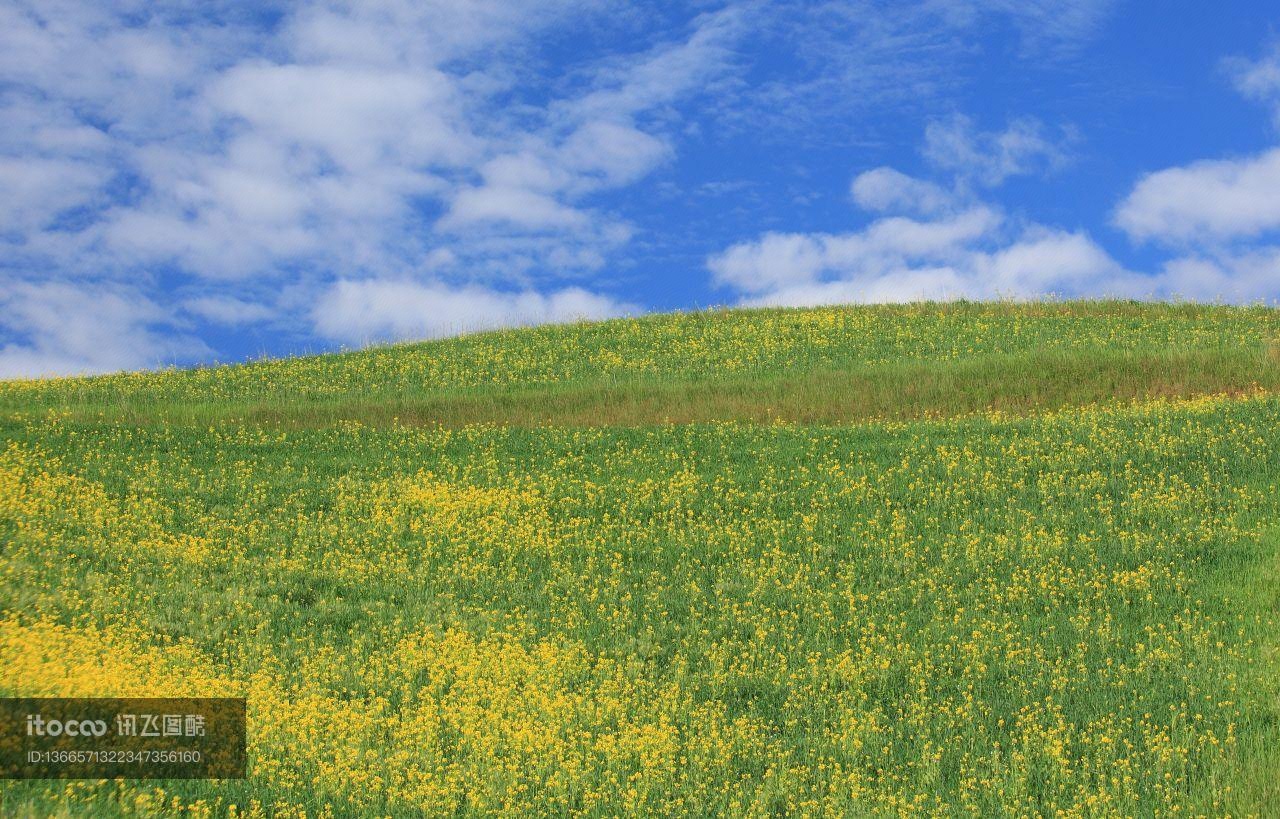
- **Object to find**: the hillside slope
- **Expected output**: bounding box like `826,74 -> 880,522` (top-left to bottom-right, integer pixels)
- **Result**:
2,301 -> 1278,816
4,300 -> 1280,426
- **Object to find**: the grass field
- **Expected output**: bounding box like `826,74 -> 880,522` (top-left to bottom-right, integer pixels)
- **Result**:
2,301 -> 1279,816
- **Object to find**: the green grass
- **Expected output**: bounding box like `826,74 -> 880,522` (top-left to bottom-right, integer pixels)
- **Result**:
1,300 -> 1278,816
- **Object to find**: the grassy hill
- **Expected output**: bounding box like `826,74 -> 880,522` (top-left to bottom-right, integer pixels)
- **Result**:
2,301 -> 1278,815
6,300 -> 1280,427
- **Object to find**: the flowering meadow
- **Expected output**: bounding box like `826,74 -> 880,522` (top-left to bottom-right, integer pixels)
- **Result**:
2,302 -> 1278,816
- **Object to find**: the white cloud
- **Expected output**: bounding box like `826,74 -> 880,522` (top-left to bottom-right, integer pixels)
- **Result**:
206,62 -> 474,172
312,279 -> 634,343
559,121 -> 673,190
1114,147 -> 1280,244
1152,249 -> 1280,302
709,207 -> 1005,295
477,153 -> 569,193
441,187 -> 591,232
708,200 -> 1137,307
182,296 -> 276,326
855,208 -> 1002,256
850,167 -> 954,216
922,114 -> 1071,186
1226,42 -> 1280,125
0,156 -> 110,233
93,52 -> 476,280
0,281 -> 209,378
439,120 -> 672,232
981,228 -> 1133,294
708,233 -> 830,292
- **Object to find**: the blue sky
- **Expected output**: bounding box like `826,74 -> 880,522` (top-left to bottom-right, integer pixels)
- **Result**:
3,1 -> 1280,376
